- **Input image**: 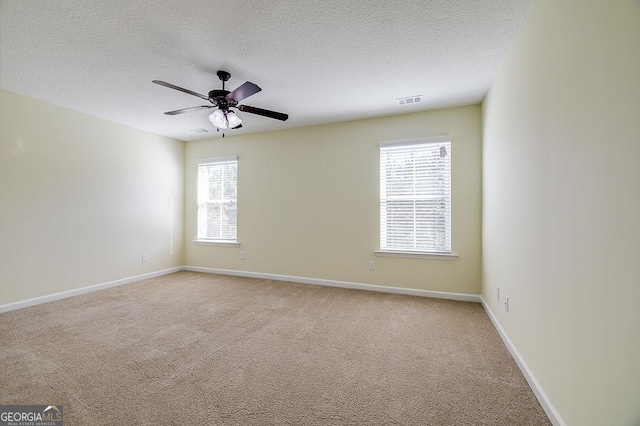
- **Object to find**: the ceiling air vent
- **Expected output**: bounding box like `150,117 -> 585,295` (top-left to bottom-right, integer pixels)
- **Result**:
189,128 -> 211,134
397,95 -> 423,105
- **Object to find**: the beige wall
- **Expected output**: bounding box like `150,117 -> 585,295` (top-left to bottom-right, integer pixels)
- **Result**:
0,89 -> 185,305
482,1 -> 640,425
185,105 -> 482,294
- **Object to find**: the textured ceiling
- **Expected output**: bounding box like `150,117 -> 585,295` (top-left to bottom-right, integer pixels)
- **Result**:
0,0 -> 531,141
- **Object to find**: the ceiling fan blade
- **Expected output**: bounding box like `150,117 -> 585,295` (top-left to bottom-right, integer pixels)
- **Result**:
152,80 -> 209,101
164,105 -> 214,115
237,105 -> 288,121
227,81 -> 261,102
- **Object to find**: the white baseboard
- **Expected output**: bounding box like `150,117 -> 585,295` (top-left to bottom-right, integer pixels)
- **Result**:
2,265 -> 479,313
183,266 -> 481,303
480,297 -> 565,426
0,267 -> 183,313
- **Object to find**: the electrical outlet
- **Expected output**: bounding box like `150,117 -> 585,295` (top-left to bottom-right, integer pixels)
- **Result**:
368,260 -> 375,270
239,251 -> 245,260
142,253 -> 148,262
505,296 -> 510,313
497,286 -> 500,301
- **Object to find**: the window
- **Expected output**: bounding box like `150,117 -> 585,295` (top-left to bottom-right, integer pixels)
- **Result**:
379,136 -> 451,254
197,156 -> 238,243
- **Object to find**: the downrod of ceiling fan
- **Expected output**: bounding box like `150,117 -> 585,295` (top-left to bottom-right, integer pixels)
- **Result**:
216,70 -> 231,91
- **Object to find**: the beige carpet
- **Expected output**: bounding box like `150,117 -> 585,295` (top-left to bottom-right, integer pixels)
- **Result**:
0,271 -> 549,425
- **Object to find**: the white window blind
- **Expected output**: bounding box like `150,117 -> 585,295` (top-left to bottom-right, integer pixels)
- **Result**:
197,156 -> 238,242
379,136 -> 451,253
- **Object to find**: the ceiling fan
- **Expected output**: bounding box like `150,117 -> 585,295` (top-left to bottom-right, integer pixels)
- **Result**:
152,70 -> 288,133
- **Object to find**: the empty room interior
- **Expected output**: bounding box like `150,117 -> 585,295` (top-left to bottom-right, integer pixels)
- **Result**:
1,1 -> 638,425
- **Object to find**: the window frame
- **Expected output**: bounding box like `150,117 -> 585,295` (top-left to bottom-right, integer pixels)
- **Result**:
195,155 -> 240,247
377,136 -> 457,260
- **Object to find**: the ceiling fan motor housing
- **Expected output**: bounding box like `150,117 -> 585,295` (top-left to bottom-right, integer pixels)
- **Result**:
208,89 -> 234,109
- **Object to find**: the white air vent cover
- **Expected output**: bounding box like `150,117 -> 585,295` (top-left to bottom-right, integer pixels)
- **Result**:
189,128 -> 211,134
397,95 -> 423,105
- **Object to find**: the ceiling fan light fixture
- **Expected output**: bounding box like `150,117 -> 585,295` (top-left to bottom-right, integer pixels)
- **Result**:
226,111 -> 242,128
209,109 -> 227,129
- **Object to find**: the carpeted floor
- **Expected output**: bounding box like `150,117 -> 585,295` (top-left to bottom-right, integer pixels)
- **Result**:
0,271 -> 550,425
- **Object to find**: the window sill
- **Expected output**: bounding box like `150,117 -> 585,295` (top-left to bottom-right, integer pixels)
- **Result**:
374,250 -> 458,260
194,240 -> 240,247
